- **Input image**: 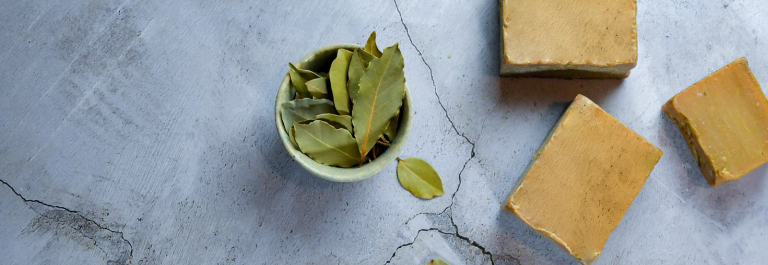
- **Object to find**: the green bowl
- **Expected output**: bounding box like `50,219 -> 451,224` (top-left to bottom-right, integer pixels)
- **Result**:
274,44 -> 413,182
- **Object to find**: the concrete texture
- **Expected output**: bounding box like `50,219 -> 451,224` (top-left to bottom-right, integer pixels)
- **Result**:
1,0 -> 766,264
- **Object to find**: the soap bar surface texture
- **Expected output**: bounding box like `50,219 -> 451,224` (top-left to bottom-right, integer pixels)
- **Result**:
500,0 -> 637,78
506,95 -> 662,264
663,57 -> 768,187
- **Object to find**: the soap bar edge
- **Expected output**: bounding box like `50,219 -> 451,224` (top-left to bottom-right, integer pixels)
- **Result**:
505,94 -> 662,264
504,95 -> 581,262
662,100 -> 721,186
662,57 -> 768,187
498,0 -> 638,79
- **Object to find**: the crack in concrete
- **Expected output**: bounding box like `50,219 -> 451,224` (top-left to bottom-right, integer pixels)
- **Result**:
1,179 -> 133,264
384,228 -> 440,264
403,206 -> 450,226
392,1 -> 503,264
384,227 -> 495,265
393,0 -> 476,156
392,0 -> 475,220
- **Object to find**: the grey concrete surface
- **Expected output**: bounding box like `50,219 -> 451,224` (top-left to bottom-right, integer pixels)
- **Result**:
1,0 -> 767,264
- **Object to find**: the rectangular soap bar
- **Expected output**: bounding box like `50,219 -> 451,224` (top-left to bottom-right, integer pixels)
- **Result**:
499,0 -> 637,79
663,57 -> 768,187
506,95 -> 662,264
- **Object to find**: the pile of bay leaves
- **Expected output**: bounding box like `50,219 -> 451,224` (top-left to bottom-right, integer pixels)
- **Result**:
280,32 -> 445,199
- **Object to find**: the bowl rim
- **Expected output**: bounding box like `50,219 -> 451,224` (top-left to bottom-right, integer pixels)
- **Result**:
274,43 -> 413,182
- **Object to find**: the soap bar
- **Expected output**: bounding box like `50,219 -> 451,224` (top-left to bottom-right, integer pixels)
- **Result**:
499,0 -> 637,78
506,95 -> 662,264
663,57 -> 768,187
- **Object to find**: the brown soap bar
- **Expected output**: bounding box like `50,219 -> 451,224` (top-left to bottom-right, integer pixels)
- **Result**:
663,57 -> 768,187
499,0 -> 637,79
506,95 -> 662,264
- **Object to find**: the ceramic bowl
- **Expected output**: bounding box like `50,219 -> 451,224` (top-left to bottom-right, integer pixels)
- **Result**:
274,44 -> 413,182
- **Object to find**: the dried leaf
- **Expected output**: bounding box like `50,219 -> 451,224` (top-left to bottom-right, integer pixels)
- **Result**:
384,113 -> 399,141
295,120 -> 361,167
288,63 -> 321,99
428,259 -> 450,265
329,49 -> 353,115
364,31 -> 382,58
306,77 -> 329,99
369,143 -> 388,161
374,142 -> 388,157
396,157 -> 444,199
280,98 -> 335,133
377,138 -> 390,147
288,69 -> 309,99
347,49 -> 376,101
290,120 -> 315,149
351,44 -> 406,161
316,114 -> 353,133
289,125 -> 298,148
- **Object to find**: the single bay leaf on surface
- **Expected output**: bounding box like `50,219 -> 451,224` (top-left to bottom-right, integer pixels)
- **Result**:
428,259 -> 450,265
280,98 -> 335,133
352,43 -> 406,161
306,77 -> 329,99
329,49 -> 353,114
316,113 -> 353,133
295,120 -> 361,167
396,157 -> 444,199
364,31 -> 383,58
347,49 -> 376,102
288,63 -> 321,99
384,113 -> 399,141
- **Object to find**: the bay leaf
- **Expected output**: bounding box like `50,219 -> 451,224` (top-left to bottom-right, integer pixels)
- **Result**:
329,49 -> 353,115
290,120 -> 315,149
280,98 -> 336,133
288,69 -> 310,99
289,125 -> 298,148
373,141 -> 388,158
347,49 -> 376,102
290,63 -> 322,79
316,113 -> 353,133
429,259 -> 450,265
288,63 -> 321,99
306,77 -> 329,99
351,43 -> 405,160
295,120 -> 360,167
384,113 -> 399,141
396,157 -> 444,199
364,31 -> 383,58
377,136 -> 390,146
370,145 -> 378,160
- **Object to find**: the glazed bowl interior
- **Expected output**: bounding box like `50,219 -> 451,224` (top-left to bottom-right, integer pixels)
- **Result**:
274,44 -> 413,182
